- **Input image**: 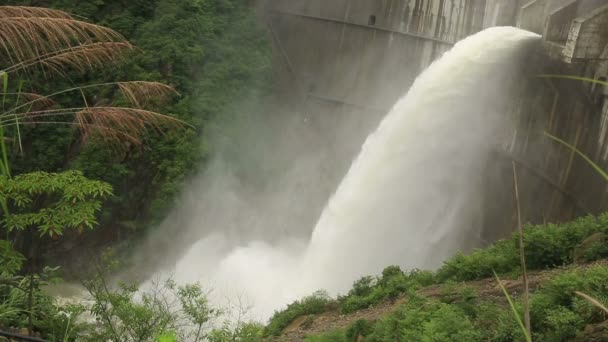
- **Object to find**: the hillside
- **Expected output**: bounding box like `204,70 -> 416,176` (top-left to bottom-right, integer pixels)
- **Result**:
276,261 -> 608,341
264,214 -> 608,342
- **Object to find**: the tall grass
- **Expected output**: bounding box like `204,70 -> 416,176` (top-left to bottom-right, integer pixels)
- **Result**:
493,270 -> 532,342
0,6 -> 191,338
495,74 -> 608,342
512,161 -> 531,337
0,5 -> 190,154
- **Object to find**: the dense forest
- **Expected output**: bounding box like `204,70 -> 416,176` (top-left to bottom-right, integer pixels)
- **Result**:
0,1 -> 272,340
4,0 -> 272,263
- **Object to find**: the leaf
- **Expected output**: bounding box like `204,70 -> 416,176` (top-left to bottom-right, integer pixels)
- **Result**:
538,74 -> 608,87
156,332 -> 177,342
575,291 -> 608,314
544,132 -> 608,182
493,270 -> 532,342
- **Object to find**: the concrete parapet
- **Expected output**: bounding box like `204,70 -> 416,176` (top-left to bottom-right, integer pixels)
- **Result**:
562,3 -> 608,62
518,0 -> 548,34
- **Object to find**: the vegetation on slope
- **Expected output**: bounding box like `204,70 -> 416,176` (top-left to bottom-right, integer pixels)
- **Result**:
269,214 -> 608,341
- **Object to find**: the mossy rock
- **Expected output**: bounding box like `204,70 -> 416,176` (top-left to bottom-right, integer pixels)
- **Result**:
573,233 -> 607,263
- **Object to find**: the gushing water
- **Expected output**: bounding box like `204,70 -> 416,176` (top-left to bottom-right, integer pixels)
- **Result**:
158,27 -> 540,320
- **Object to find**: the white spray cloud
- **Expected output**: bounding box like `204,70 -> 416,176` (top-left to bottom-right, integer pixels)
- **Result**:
144,27 -> 540,321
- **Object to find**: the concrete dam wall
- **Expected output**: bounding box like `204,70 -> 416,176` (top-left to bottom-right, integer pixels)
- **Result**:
257,0 -> 608,238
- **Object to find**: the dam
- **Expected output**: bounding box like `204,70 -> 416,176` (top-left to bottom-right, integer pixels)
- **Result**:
257,0 -> 608,239
139,0 -> 608,321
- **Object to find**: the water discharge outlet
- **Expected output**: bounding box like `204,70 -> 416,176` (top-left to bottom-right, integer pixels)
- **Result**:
157,27 -> 541,320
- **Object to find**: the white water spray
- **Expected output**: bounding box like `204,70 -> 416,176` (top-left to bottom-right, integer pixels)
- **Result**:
159,27 -> 540,320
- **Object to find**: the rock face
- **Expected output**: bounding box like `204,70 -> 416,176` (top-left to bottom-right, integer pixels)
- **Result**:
577,320 -> 608,342
574,232 -> 607,263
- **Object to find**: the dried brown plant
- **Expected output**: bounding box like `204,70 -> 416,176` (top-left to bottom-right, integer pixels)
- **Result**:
5,42 -> 135,76
118,81 -> 179,108
0,6 -> 189,150
0,6 -> 73,19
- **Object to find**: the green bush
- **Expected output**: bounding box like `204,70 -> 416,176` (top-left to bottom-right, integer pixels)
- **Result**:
364,296 -> 482,342
209,322 -> 264,342
305,329 -> 347,342
264,290 -> 333,337
437,239 -> 518,282
543,307 -> 584,341
346,319 -> 374,341
438,214 -> 608,282
340,266 -> 436,314
529,264 -> 608,340
349,276 -> 375,297
581,240 -> 608,262
473,303 -> 522,342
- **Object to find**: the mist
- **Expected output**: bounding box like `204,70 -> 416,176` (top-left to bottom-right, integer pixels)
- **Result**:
132,27 -> 539,321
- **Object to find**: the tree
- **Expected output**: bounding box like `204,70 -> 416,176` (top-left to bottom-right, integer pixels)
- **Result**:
0,4 -> 188,252
0,6 -> 187,337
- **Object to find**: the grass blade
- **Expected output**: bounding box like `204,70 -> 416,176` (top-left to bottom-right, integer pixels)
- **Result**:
494,270 -> 532,342
538,75 -> 608,86
14,80 -> 24,154
575,291 -> 608,314
544,132 -> 608,182
513,162 -> 531,336
1,71 -> 7,110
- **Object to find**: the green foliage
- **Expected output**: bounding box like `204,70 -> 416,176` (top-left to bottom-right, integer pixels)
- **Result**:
6,0 -> 272,239
472,302 -> 523,342
349,276 -> 375,297
302,215 -> 608,342
0,266 -> 81,341
264,290 -> 333,337
438,213 -> 608,282
340,266 -> 436,314
208,322 -> 265,342
0,170 -> 112,237
156,331 -> 177,342
523,265 -> 608,340
0,240 -> 25,274
84,274 -> 218,342
542,307 -> 584,341
305,329 -> 347,342
493,271 -> 531,342
345,319 -> 374,341
363,296 -> 482,342
580,239 -> 608,262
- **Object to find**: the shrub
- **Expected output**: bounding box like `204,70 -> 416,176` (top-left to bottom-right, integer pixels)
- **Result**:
543,307 -> 584,341
473,303 -> 522,342
581,240 -> 608,262
341,287 -> 386,313
305,329 -> 347,342
437,239 -> 518,282
438,213 -> 608,282
365,296 -> 482,342
340,266 -> 437,314
209,322 -> 264,342
349,276 -> 375,297
530,264 -> 608,340
264,290 -> 333,337
345,319 -> 374,341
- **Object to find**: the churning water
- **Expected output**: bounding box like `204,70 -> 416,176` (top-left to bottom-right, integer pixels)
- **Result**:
159,27 -> 540,320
